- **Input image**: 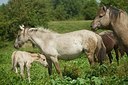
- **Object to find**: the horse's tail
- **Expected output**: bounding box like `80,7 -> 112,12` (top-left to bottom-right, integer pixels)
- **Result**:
11,51 -> 17,71
96,36 -> 106,65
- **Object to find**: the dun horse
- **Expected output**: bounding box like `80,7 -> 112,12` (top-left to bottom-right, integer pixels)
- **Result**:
91,5 -> 128,54
14,25 -> 106,77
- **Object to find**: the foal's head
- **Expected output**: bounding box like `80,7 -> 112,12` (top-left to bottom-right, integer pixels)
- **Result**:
37,54 -> 48,67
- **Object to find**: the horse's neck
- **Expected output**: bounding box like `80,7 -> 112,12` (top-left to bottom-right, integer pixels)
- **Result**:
29,32 -> 45,49
111,12 -> 128,32
110,13 -> 128,45
31,54 -> 39,62
29,31 -> 57,50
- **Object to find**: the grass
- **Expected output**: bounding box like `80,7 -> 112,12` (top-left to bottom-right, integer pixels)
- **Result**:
48,20 -> 91,33
0,20 -> 128,85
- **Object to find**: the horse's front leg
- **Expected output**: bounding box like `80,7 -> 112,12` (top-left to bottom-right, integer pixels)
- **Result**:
86,52 -> 95,66
50,56 -> 62,78
114,48 -> 119,65
47,59 -> 53,75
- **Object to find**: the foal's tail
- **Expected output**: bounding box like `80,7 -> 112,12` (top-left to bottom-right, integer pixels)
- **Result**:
96,36 -> 106,65
11,51 -> 17,71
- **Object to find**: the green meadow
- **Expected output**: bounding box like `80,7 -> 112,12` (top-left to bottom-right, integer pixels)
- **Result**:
0,21 -> 128,85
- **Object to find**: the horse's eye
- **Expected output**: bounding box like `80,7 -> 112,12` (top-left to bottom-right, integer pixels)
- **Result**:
18,35 -> 20,37
43,59 -> 45,61
99,15 -> 103,18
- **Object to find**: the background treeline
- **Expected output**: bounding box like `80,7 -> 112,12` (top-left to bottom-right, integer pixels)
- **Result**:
0,0 -> 127,41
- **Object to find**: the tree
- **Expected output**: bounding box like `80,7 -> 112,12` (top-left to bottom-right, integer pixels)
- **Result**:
83,0 -> 98,20
0,0 -> 53,41
52,0 -> 99,20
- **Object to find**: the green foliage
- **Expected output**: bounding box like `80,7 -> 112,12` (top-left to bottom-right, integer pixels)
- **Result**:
0,0 -> 52,41
62,65 -> 81,79
83,0 -> 98,20
52,0 -> 98,20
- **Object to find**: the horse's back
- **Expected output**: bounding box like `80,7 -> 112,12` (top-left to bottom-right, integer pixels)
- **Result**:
99,31 -> 117,52
61,30 -> 99,41
53,30 -> 100,60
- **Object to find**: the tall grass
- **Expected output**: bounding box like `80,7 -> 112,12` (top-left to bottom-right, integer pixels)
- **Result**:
0,21 -> 128,85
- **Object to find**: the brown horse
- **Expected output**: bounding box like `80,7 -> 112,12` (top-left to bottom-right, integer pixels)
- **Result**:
91,5 -> 128,54
99,30 -> 124,65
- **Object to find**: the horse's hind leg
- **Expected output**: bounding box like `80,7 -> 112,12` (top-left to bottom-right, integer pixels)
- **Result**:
108,52 -> 113,64
119,49 -> 125,57
26,63 -> 31,83
19,63 -> 25,79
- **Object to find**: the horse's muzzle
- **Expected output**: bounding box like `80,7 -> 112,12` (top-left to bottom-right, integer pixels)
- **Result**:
14,44 -> 20,49
44,64 -> 49,68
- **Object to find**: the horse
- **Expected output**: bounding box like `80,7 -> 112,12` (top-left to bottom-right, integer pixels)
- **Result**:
99,30 -> 124,65
11,51 -> 48,82
91,5 -> 128,54
14,25 -> 106,77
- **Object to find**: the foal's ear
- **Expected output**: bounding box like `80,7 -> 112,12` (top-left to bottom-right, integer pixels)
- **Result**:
37,54 -> 41,58
19,24 -> 25,30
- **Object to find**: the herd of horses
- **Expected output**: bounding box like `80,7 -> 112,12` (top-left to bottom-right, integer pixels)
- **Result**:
13,5 -> 128,80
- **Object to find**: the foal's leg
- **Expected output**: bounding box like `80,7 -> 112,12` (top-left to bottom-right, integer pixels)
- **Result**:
14,62 -> 18,73
15,66 -> 18,74
47,59 -> 53,75
19,63 -> 25,78
26,63 -> 31,83
50,56 -> 62,78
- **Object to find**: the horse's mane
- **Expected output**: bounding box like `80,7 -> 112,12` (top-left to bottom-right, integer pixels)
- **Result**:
29,27 -> 56,33
108,6 -> 121,20
108,6 -> 127,20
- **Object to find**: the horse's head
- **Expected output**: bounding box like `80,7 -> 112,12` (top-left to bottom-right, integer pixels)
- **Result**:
91,6 -> 111,31
14,25 -> 30,49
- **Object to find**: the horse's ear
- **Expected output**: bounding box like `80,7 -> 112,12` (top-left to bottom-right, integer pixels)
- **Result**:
37,54 -> 41,58
19,24 -> 25,30
103,6 -> 107,12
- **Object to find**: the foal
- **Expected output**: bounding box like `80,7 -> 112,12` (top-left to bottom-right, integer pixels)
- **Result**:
11,51 -> 48,82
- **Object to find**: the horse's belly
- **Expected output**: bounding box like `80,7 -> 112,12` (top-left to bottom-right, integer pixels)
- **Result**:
57,42 -> 83,60
58,52 -> 81,60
